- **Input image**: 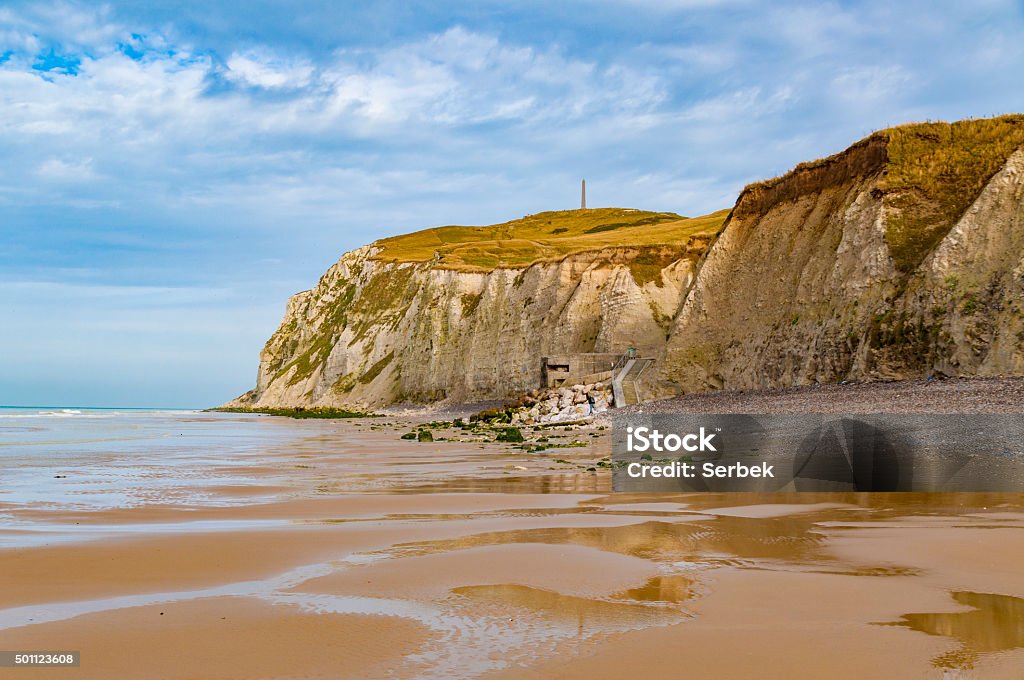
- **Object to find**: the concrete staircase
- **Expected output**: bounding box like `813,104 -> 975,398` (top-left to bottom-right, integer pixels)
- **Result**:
611,359 -> 633,407
611,353 -> 654,407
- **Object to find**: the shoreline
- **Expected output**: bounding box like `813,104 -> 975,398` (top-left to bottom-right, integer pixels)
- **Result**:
214,376 -> 1024,422
3,401 -> 1022,677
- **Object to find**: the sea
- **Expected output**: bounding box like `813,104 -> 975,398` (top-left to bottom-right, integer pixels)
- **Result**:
0,406 -> 315,516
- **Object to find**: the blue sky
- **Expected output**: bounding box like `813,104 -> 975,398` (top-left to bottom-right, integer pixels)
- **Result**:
1,0 -> 1023,407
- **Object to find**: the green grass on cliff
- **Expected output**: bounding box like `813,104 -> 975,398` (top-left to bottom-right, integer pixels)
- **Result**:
212,406 -> 378,418
732,114 -> 1024,274
880,115 -> 1024,272
369,208 -> 729,271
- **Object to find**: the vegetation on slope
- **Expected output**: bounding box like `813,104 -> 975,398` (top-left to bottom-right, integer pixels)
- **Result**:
211,406 -> 378,418
880,115 -> 1024,272
735,114 -> 1024,275
369,207 -> 729,271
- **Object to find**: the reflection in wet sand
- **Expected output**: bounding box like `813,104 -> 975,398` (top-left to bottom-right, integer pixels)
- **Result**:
395,473 -> 611,494
362,497 -> 1024,580
3,411 -> 1024,678
305,506 -> 605,525
380,516 -> 834,566
452,583 -> 687,632
884,591 -> 1024,670
613,575 -> 693,604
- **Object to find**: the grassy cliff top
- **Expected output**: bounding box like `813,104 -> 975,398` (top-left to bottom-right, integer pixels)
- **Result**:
739,114 -> 1024,273
369,207 -> 729,271
880,114 -> 1024,272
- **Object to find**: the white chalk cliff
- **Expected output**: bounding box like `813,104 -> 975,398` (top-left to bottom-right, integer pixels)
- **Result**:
229,116 -> 1024,409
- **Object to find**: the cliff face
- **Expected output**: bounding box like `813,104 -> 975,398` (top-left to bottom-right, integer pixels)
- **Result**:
658,116 -> 1024,393
232,210 -> 719,408
232,115 -> 1024,409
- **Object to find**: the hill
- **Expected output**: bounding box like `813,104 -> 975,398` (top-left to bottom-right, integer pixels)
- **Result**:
660,114 -> 1024,393
369,208 -> 728,270
229,114 -> 1024,409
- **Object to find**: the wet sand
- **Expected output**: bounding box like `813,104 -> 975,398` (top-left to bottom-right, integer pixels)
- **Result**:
1,412 -> 1022,678
1,597 -> 432,679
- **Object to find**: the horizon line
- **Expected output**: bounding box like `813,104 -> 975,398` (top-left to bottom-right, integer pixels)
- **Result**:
0,404 -> 201,411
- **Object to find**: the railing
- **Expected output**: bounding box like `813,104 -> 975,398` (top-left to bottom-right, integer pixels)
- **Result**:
611,348 -> 638,375
611,355 -> 628,374
631,358 -> 654,404
611,354 -> 655,407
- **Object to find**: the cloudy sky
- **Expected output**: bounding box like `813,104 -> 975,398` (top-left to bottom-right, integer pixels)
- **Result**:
2,0 -> 1023,407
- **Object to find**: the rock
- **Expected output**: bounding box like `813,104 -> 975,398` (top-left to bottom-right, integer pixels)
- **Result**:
495,427 -> 525,443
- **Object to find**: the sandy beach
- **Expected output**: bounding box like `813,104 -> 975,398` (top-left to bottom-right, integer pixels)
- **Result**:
1,404 -> 1022,678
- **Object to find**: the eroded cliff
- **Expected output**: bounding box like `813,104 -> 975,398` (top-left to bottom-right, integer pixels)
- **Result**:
231,209 -> 724,408
658,115 -> 1024,393
231,115 -> 1024,409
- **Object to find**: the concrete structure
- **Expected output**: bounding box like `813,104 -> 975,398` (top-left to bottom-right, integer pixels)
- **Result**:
541,352 -> 617,388
610,351 -> 655,407
581,178 -> 586,209
540,350 -> 655,407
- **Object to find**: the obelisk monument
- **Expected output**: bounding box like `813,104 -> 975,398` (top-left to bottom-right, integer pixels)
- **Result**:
581,178 -> 586,210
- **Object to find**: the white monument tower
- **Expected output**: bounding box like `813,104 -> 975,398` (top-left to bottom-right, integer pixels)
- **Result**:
581,178 -> 586,210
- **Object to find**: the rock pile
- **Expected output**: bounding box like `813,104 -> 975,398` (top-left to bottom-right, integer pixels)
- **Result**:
510,383 -> 613,425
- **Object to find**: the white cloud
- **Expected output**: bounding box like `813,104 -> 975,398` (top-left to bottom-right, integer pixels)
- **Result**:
35,157 -> 96,181
4,0 -> 1024,406
0,2 -> 123,51
1,0 -> 1021,237
0,11 -> 680,227
225,51 -> 313,89
765,4 -> 869,57
678,86 -> 795,123
0,14 -> 667,152
830,65 -> 914,105
313,27 -> 665,127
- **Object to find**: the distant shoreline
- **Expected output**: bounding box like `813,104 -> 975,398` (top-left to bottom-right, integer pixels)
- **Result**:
208,406 -> 379,419
215,375 -> 1024,422
0,405 -> 198,412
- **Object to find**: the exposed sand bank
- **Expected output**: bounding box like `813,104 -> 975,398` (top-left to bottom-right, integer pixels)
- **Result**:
1,405 -> 1022,678
1,597 -> 432,680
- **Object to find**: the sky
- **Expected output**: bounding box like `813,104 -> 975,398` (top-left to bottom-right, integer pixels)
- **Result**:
2,0 -> 1023,407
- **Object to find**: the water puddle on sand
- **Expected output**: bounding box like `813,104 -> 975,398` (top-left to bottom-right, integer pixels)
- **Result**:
882,591 -> 1024,670
375,517 -> 832,566
613,575 -> 694,604
7,490 -> 1023,675
389,473 -> 611,494
451,583 -> 687,630
303,506 -> 604,525
807,565 -> 923,577
0,518 -> 292,548
0,539 -> 691,679
388,583 -> 689,677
